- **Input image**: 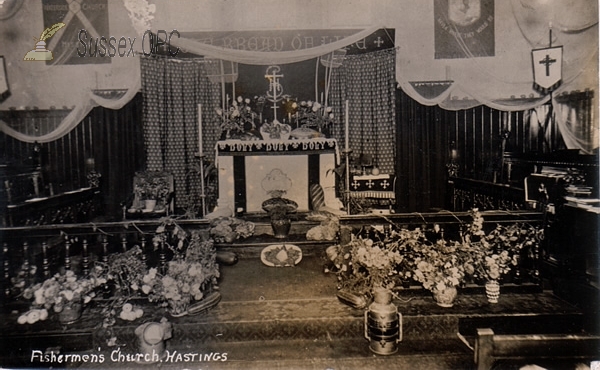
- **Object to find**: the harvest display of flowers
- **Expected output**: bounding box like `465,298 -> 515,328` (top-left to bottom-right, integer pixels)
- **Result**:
19,269 -> 106,324
142,233 -> 220,316
327,209 -> 544,298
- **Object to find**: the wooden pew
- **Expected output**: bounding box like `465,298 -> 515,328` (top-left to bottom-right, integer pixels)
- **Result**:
474,328 -> 600,370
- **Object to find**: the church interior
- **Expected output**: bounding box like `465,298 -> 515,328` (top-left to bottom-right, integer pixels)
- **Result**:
0,1 -> 599,369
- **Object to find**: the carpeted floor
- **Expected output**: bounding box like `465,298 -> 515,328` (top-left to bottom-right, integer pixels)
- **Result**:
1,251 -> 594,370
218,254 -> 338,302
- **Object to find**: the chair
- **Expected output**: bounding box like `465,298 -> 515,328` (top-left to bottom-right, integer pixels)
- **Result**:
128,171 -> 174,217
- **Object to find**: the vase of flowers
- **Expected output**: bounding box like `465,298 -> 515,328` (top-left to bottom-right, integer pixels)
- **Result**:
216,95 -> 261,140
431,285 -> 458,308
329,235 -> 404,296
484,280 -> 501,303
295,100 -> 335,137
411,238 -> 466,307
460,209 -> 540,303
19,269 -> 106,325
134,172 -> 171,211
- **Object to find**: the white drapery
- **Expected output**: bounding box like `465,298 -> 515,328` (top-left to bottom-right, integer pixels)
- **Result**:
0,1 -> 596,153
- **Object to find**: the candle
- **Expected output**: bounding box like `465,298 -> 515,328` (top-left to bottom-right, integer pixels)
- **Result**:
344,100 -> 349,150
198,104 -> 203,154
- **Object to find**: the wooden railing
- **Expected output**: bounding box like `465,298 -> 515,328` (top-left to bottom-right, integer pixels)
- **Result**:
1,211 -> 545,303
1,219 -> 211,301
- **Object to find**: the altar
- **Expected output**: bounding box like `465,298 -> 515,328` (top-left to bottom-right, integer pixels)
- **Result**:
215,138 -> 340,213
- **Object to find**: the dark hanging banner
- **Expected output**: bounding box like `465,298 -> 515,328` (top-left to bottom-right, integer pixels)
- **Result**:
434,0 -> 495,59
42,0 -> 110,65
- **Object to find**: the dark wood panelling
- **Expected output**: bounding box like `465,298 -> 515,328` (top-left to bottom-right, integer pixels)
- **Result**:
394,88 -> 588,212
1,94 -> 145,220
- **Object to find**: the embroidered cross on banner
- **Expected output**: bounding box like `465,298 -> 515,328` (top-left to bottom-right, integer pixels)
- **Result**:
532,46 -> 562,93
539,54 -> 556,76
380,180 -> 390,189
352,180 -> 360,190
366,180 -> 374,189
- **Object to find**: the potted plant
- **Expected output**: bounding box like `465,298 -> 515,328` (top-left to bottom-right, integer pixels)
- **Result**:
134,172 -> 171,211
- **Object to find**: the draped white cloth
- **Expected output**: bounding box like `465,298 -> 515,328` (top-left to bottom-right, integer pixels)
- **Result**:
0,1 -> 597,152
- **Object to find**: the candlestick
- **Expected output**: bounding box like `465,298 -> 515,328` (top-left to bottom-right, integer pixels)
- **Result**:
198,104 -> 203,154
344,100 -> 349,150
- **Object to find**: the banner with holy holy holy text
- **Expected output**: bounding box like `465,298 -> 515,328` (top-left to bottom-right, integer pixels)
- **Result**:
532,46 -> 563,94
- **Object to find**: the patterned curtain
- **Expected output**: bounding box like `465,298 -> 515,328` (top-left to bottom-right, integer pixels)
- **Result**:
140,56 -> 221,211
329,49 -> 396,174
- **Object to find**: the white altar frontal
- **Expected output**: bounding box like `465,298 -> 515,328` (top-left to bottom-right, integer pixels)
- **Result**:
215,138 -> 340,213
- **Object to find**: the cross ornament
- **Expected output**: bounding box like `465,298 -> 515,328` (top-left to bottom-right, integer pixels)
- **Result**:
539,54 -> 556,76
352,180 -> 360,190
366,180 -> 374,189
374,36 -> 384,47
380,180 -> 390,189
265,65 -> 284,122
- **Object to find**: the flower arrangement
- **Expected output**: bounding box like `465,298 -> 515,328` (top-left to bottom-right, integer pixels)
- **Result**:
411,239 -> 466,293
216,95 -> 260,139
19,269 -> 106,324
96,245 -> 149,330
347,236 -> 403,291
142,232 -> 220,316
328,210 -> 544,303
295,100 -> 335,135
461,210 -> 543,283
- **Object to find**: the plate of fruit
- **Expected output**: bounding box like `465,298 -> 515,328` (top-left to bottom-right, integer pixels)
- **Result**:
260,244 -> 302,267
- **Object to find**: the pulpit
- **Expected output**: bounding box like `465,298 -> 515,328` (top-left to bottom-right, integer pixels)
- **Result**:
215,139 -> 340,214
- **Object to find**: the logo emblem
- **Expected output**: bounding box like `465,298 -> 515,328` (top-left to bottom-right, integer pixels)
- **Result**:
23,22 -> 65,61
448,0 -> 481,27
